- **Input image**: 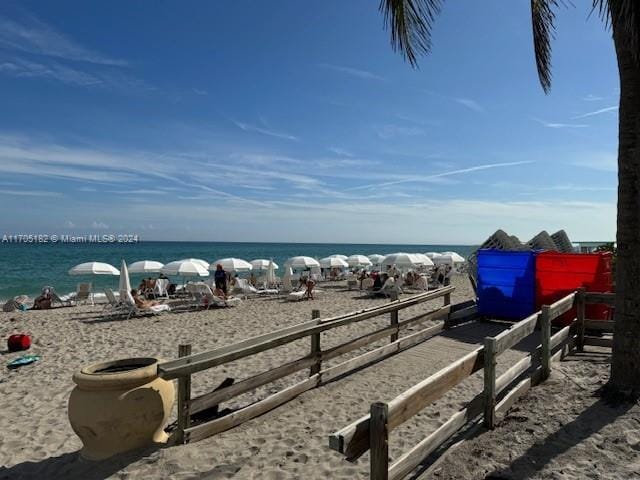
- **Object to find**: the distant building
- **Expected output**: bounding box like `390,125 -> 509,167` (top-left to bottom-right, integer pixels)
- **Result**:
572,241 -> 615,253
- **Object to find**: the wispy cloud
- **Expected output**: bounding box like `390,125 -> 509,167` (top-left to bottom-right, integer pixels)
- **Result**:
375,124 -> 425,139
571,152 -> 617,172
0,188 -> 62,197
534,118 -> 589,129
0,57 -> 103,87
192,88 -> 208,96
0,14 -> 126,65
233,120 -> 298,141
328,147 -> 355,157
571,105 -> 618,119
316,63 -> 385,81
582,94 -> 604,102
347,161 -> 533,191
454,98 -> 484,112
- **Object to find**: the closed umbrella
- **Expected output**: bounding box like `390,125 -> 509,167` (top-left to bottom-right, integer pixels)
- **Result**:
319,256 -> 349,268
266,259 -> 277,286
119,259 -> 132,300
251,259 -> 279,270
68,262 -> 119,276
128,260 -> 164,274
211,258 -> 252,272
347,255 -> 372,268
285,256 -> 320,269
161,260 -> 209,277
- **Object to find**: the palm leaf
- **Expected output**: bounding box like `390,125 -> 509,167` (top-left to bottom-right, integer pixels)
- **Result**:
531,0 -> 561,93
379,0 -> 443,67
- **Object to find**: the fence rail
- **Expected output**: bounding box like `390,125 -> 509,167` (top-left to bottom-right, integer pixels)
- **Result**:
330,288 -> 616,480
158,286 -> 458,444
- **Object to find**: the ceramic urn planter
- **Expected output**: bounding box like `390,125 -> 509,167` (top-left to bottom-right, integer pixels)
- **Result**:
68,357 -> 175,460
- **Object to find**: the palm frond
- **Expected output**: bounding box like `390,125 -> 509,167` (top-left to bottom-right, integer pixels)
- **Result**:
379,0 -> 443,67
531,0 -> 560,93
593,0 -> 640,64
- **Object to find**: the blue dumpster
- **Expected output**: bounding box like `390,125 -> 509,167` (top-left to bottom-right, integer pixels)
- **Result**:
477,250 -> 536,320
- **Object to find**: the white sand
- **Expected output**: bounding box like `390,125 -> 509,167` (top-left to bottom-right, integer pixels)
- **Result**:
0,276 -> 536,479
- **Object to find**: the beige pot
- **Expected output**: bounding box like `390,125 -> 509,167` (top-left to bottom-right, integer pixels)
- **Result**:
68,357 -> 175,460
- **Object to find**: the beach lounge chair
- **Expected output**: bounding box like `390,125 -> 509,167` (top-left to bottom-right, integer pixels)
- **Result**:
152,278 -> 169,298
42,286 -> 75,307
188,283 -> 241,309
102,288 -> 130,318
75,283 -> 94,305
121,290 -> 170,319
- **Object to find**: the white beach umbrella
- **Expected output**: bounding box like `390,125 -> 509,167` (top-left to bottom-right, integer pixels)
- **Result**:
285,256 -> 320,269
119,260 -> 132,298
424,252 -> 442,259
177,258 -> 210,270
128,260 -> 164,274
211,257 -> 252,272
413,253 -> 435,267
250,259 -> 279,270
319,256 -> 349,268
68,262 -> 119,276
347,254 -> 373,268
368,254 -> 386,265
161,260 -> 209,277
380,253 -> 425,269
433,255 -> 453,266
329,254 -> 348,260
441,251 -> 466,263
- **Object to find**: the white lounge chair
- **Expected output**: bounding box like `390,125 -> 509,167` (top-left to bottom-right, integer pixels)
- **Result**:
187,283 -> 241,308
152,278 -> 170,298
43,285 -> 74,307
75,283 -> 93,305
121,290 -> 170,319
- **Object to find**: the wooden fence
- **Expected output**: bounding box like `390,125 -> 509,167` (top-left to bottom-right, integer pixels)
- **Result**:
328,290 -> 607,480
157,286 -> 462,444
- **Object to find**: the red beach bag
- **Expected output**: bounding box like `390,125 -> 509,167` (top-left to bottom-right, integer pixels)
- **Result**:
8,334 -> 31,352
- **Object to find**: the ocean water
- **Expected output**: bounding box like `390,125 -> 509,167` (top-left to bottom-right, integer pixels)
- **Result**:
0,241 -> 474,301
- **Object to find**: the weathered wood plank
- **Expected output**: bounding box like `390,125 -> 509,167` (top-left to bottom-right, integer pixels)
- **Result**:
310,309 -> 321,376
540,306 -> 551,380
583,319 -> 615,332
159,286 -> 455,379
584,336 -> 613,348
493,311 -> 540,355
330,348 -> 483,460
185,375 -> 319,442
576,288 -> 586,352
547,292 -> 577,321
483,337 -> 497,428
495,367 -> 542,418
176,344 -> 192,444
549,324 -> 572,351
495,355 -> 532,394
388,395 -> 483,480
370,402 -> 389,480
190,354 -> 316,415
584,292 -> 615,305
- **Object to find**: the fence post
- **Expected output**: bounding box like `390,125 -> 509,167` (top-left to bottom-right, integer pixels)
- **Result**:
370,402 -> 389,480
443,290 -> 452,329
576,287 -> 586,353
483,337 -> 497,429
541,305 -> 551,380
390,308 -> 399,343
310,309 -> 321,375
176,343 -> 192,444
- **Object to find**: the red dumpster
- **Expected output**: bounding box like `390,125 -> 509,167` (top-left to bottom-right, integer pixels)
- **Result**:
535,252 -> 612,326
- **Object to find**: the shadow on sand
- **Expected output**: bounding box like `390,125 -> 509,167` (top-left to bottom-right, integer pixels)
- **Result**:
0,445 -> 160,480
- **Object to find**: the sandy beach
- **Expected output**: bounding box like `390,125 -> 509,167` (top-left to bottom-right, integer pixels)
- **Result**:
0,275 -> 629,480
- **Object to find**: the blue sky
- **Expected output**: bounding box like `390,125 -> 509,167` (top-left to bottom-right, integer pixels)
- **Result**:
0,1 -> 618,244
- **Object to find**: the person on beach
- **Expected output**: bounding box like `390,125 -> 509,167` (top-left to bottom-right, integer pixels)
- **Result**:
32,287 -> 52,310
213,286 -> 227,300
130,289 -> 160,309
305,277 -> 315,300
214,264 -> 228,295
